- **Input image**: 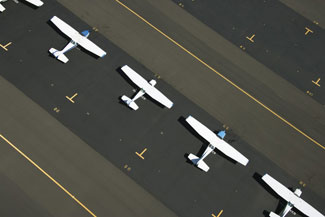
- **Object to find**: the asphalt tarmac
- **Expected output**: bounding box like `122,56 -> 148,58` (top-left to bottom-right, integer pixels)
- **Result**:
0,0 -> 324,217
172,0 -> 325,105
56,0 -> 325,197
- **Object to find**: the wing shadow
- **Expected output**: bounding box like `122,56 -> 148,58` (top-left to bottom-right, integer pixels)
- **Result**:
253,173 -> 288,216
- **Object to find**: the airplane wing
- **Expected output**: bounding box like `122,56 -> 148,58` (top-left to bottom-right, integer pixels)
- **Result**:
186,116 -> 249,166
186,116 -> 218,143
121,65 -> 173,108
262,174 -> 296,202
77,36 -> 107,58
25,0 -> 43,7
144,86 -> 173,109
50,16 -> 80,40
262,174 -> 324,217
0,4 -> 5,12
294,197 -> 325,217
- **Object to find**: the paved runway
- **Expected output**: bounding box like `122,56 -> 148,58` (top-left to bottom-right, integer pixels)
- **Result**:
0,0 -> 324,217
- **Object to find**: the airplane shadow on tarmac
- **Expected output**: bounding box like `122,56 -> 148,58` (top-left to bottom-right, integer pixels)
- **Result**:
253,172 -> 291,217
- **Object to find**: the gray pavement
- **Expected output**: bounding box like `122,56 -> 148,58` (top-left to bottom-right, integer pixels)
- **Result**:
0,0 -> 324,217
55,0 -> 325,197
173,0 -> 325,104
0,76 -> 178,217
279,0 -> 325,29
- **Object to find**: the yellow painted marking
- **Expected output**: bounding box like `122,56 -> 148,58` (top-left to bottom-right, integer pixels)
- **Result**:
0,42 -> 12,51
299,180 -> 306,187
0,134 -> 96,217
304,27 -> 313,35
115,0 -> 324,150
313,21 -> 319,25
246,34 -> 255,42
53,107 -> 60,113
239,45 -> 246,50
135,148 -> 147,160
66,93 -> 78,103
222,124 -> 229,130
312,78 -> 321,87
124,164 -> 132,171
212,210 -> 223,217
306,90 -> 314,96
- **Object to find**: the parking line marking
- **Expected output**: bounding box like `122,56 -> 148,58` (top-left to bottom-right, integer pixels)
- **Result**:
0,42 -> 12,51
115,0 -> 324,150
212,210 -> 223,217
66,93 -> 78,103
246,34 -> 255,42
0,134 -> 97,217
312,78 -> 321,87
135,148 -> 147,159
304,27 -> 313,35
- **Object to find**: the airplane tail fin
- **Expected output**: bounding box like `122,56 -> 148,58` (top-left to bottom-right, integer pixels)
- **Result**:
121,95 -> 139,110
188,153 -> 210,172
49,48 -> 69,63
269,212 -> 280,217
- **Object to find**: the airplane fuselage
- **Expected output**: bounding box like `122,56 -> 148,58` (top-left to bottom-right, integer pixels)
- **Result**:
270,188 -> 302,217
60,40 -> 78,54
59,30 -> 90,55
130,89 -> 146,104
129,79 -> 156,104
196,144 -> 214,165
279,202 -> 293,217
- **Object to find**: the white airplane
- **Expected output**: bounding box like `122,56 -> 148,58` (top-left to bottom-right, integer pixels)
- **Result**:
185,116 -> 249,172
121,65 -> 173,110
262,174 -> 324,217
49,16 -> 106,63
0,0 -> 43,12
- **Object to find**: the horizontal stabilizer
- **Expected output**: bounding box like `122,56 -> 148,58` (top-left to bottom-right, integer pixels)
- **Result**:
269,212 -> 280,217
197,160 -> 209,172
121,95 -> 139,110
0,4 -> 5,12
49,48 -> 69,63
188,153 -> 200,164
188,154 -> 209,172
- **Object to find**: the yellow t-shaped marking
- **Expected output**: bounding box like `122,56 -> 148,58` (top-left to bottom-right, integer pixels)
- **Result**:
0,42 -> 12,51
135,148 -> 147,160
212,210 -> 223,217
312,78 -> 321,87
246,34 -> 255,42
305,27 -> 313,35
66,93 -> 78,103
